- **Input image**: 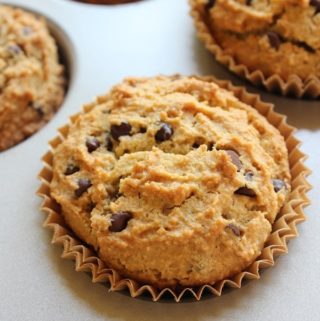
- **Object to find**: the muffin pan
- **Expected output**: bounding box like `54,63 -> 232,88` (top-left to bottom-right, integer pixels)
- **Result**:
1,0 -> 319,320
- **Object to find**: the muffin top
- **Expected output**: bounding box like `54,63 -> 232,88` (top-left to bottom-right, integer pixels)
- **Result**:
0,5 -> 65,151
199,0 -> 320,80
50,76 -> 290,287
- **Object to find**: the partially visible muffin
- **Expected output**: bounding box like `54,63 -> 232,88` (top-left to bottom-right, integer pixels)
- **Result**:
0,5 -> 65,152
191,0 -> 320,81
50,75 -> 290,288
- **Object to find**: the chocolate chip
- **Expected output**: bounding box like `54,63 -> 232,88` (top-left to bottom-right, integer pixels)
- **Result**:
267,31 -> 282,50
205,0 -> 215,9
65,164 -> 80,176
207,142 -> 214,151
272,179 -> 286,193
245,171 -> 254,181
86,137 -> 100,153
109,211 -> 132,232
227,223 -> 242,237
192,142 -> 200,149
225,150 -> 242,171
235,186 -> 256,197
8,44 -> 22,55
140,127 -> 147,133
75,178 -> 92,198
246,0 -> 252,4
310,0 -> 320,14
110,122 -> 132,140
155,123 -> 173,142
106,135 -> 113,151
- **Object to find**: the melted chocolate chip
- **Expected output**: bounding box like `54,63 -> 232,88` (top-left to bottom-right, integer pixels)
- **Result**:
109,211 -> 133,232
75,178 -> 92,198
155,123 -> 173,142
272,179 -> 286,193
310,0 -> 320,14
65,164 -> 80,176
86,137 -> 100,153
225,150 -> 242,171
140,127 -> 147,133
110,122 -> 132,140
267,31 -> 282,50
246,0 -> 252,5
192,142 -> 200,149
235,186 -> 256,197
227,223 -> 242,237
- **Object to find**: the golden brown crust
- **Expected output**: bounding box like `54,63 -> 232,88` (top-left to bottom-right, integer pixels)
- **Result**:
50,75 -> 291,288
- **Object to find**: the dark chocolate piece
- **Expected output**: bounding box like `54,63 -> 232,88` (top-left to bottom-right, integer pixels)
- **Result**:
155,123 -> 173,142
110,122 -> 132,140
109,211 -> 133,232
75,178 -> 92,198
235,186 -> 256,197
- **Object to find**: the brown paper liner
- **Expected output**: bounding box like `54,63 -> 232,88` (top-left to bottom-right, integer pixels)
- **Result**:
189,0 -> 320,99
37,77 -> 311,302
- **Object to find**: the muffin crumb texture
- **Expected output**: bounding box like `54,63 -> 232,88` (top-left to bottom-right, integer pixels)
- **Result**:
193,0 -> 320,81
50,76 -> 290,288
0,5 -> 65,151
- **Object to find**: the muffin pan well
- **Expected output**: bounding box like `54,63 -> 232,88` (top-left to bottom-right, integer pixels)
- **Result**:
0,5 -> 70,151
0,0 -> 319,320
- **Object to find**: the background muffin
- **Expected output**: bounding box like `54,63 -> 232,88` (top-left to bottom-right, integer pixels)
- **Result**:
190,0 -> 320,97
0,5 -> 65,151
50,75 -> 290,288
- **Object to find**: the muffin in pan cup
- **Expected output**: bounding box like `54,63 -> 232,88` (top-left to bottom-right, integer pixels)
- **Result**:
0,5 -> 65,151
190,0 -> 320,98
38,75 -> 310,301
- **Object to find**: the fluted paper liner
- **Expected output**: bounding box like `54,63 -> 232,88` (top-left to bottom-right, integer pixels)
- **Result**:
190,0 -> 320,99
37,77 -> 311,302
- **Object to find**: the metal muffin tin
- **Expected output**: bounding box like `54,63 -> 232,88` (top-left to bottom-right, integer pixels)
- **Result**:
1,0 -> 319,320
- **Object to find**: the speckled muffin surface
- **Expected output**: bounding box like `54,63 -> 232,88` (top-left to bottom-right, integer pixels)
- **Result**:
0,5 -> 65,152
192,0 -> 320,81
50,76 -> 290,288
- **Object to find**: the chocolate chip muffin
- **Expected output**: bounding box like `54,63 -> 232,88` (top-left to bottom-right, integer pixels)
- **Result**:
50,75 -> 290,288
191,0 -> 320,84
0,5 -> 65,152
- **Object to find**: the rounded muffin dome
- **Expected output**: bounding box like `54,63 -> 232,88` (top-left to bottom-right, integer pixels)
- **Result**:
50,76 -> 290,288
